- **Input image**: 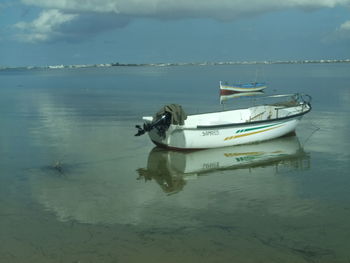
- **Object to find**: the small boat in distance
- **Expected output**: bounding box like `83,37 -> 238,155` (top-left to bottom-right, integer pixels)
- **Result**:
135,93 -> 312,150
220,81 -> 268,95
220,91 -> 264,104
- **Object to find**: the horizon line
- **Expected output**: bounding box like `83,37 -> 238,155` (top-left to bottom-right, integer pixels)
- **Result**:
1,58 -> 350,70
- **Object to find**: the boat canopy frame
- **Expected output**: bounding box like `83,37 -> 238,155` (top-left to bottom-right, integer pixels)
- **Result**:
198,93 -> 312,129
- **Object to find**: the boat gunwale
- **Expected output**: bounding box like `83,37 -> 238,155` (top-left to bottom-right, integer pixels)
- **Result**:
186,104 -> 312,130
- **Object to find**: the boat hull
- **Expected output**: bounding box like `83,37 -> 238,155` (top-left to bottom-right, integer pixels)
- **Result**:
219,82 -> 267,93
148,116 -> 302,150
139,93 -> 312,150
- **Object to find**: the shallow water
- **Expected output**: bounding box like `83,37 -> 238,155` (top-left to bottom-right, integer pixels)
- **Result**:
1,64 -> 350,262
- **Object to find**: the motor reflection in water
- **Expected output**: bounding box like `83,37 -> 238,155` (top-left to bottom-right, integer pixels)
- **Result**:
137,135 -> 310,194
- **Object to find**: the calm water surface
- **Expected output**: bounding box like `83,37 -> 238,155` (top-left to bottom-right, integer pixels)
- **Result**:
1,64 -> 350,262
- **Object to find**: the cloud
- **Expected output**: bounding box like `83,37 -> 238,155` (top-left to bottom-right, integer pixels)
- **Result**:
15,9 -> 78,42
16,0 -> 350,43
338,20 -> 350,39
339,20 -> 350,31
14,9 -> 130,43
20,0 -> 350,19
326,20 -> 350,42
61,13 -> 130,39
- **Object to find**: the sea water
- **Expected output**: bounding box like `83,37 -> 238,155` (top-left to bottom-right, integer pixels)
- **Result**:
1,64 -> 350,262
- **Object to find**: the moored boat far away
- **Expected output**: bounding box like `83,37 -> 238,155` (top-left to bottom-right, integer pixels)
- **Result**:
220,90 -> 264,104
135,93 -> 312,150
219,80 -> 268,95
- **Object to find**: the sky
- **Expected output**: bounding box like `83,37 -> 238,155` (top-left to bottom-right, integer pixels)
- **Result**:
0,0 -> 350,67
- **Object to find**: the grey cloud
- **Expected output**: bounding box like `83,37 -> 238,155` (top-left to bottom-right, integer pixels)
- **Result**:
59,13 -> 130,42
16,0 -> 350,43
20,0 -> 350,19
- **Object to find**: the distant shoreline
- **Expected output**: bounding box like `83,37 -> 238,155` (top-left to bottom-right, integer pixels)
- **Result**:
1,59 -> 350,71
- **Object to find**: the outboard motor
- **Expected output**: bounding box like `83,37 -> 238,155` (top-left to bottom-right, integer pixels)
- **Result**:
135,112 -> 171,138
135,104 -> 187,138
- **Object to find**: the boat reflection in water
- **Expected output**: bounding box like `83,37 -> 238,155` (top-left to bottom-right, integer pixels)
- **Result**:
29,135 -> 310,225
137,135 -> 310,194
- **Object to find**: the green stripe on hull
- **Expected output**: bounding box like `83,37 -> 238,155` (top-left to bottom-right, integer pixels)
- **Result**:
236,122 -> 282,134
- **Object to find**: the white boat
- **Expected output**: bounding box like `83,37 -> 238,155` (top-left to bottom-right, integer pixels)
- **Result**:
135,93 -> 311,150
220,81 -> 268,95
